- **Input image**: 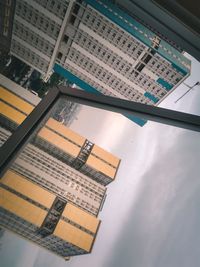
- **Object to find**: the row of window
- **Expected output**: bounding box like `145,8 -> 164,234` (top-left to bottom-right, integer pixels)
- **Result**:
19,149 -> 102,202
33,134 -> 106,193
147,54 -> 183,84
0,127 -> 11,147
28,142 -> 105,195
13,161 -> 99,216
34,0 -> 68,19
0,209 -> 84,256
11,39 -> 48,72
82,6 -> 145,59
16,0 -> 60,39
66,48 -> 145,101
13,21 -> 54,57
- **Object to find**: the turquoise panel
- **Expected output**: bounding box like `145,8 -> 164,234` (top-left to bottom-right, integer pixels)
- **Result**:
157,78 -> 173,91
54,64 -> 146,126
144,92 -> 159,103
125,114 -> 147,126
54,64 -> 100,94
171,63 -> 187,76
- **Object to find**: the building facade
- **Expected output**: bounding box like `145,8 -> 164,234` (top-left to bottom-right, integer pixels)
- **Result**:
0,0 -> 16,54
0,171 -> 100,258
10,0 -> 73,80
10,0 -> 191,125
0,75 -> 120,258
54,0 -> 191,105
115,0 -> 200,62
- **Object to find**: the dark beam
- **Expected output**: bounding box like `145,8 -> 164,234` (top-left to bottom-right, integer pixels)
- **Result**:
0,87 -> 60,177
60,86 -> 200,132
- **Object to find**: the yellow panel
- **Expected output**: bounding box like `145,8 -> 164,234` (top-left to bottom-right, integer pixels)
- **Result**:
92,145 -> 120,167
1,170 -> 55,208
0,86 -> 34,115
54,220 -> 94,252
37,127 -> 80,158
0,101 -> 26,125
86,155 -> 116,179
46,118 -> 86,146
0,187 -> 47,226
62,203 -> 100,234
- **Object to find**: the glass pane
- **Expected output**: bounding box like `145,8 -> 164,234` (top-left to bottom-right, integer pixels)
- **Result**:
0,0 -> 200,265
0,74 -> 41,145
0,96 -> 121,258
0,91 -> 200,266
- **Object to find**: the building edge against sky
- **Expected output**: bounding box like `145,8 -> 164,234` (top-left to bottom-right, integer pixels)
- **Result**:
115,0 -> 200,62
54,0 -> 191,103
9,0 -> 191,126
0,74 -> 121,258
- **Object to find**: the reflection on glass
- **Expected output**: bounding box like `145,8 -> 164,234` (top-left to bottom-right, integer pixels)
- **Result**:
0,88 -> 200,266
0,75 -> 40,146
0,97 -> 121,259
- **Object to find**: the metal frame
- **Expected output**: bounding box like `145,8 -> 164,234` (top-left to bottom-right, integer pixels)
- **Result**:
1,85 -> 200,177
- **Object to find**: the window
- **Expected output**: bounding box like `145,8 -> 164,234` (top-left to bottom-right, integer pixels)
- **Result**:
57,52 -> 63,60
63,35 -> 69,44
69,15 -> 76,25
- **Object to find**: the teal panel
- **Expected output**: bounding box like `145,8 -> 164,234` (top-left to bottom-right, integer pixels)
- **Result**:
171,63 -> 187,76
157,78 -> 173,91
54,64 -> 100,94
144,92 -> 159,103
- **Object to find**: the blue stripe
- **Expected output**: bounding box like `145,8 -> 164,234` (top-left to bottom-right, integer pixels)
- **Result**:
84,0 -> 152,47
54,64 -> 101,94
125,114 -> 147,126
54,64 -> 146,126
84,0 -> 190,74
171,63 -> 187,76
157,78 -> 173,91
144,92 -> 159,103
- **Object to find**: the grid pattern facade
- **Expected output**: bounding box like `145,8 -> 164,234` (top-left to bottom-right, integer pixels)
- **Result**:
0,208 -> 86,257
0,0 -> 16,53
12,143 -> 106,216
34,119 -> 120,186
0,202 -> 89,257
0,127 -> 11,147
0,77 -> 120,259
9,0 -> 191,105
34,134 -> 116,186
55,0 -> 191,108
10,0 -> 70,77
0,170 -> 100,257
115,2 -> 183,52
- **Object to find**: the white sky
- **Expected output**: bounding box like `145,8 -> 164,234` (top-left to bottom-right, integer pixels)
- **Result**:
1,54 -> 200,267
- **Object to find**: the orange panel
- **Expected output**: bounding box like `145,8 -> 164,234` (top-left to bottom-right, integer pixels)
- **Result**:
54,220 -> 94,252
62,203 -> 100,234
92,145 -> 120,167
37,127 -> 80,158
46,118 -> 85,146
0,101 -> 26,125
0,187 -> 47,226
0,86 -> 34,115
1,170 -> 55,208
86,155 -> 116,179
